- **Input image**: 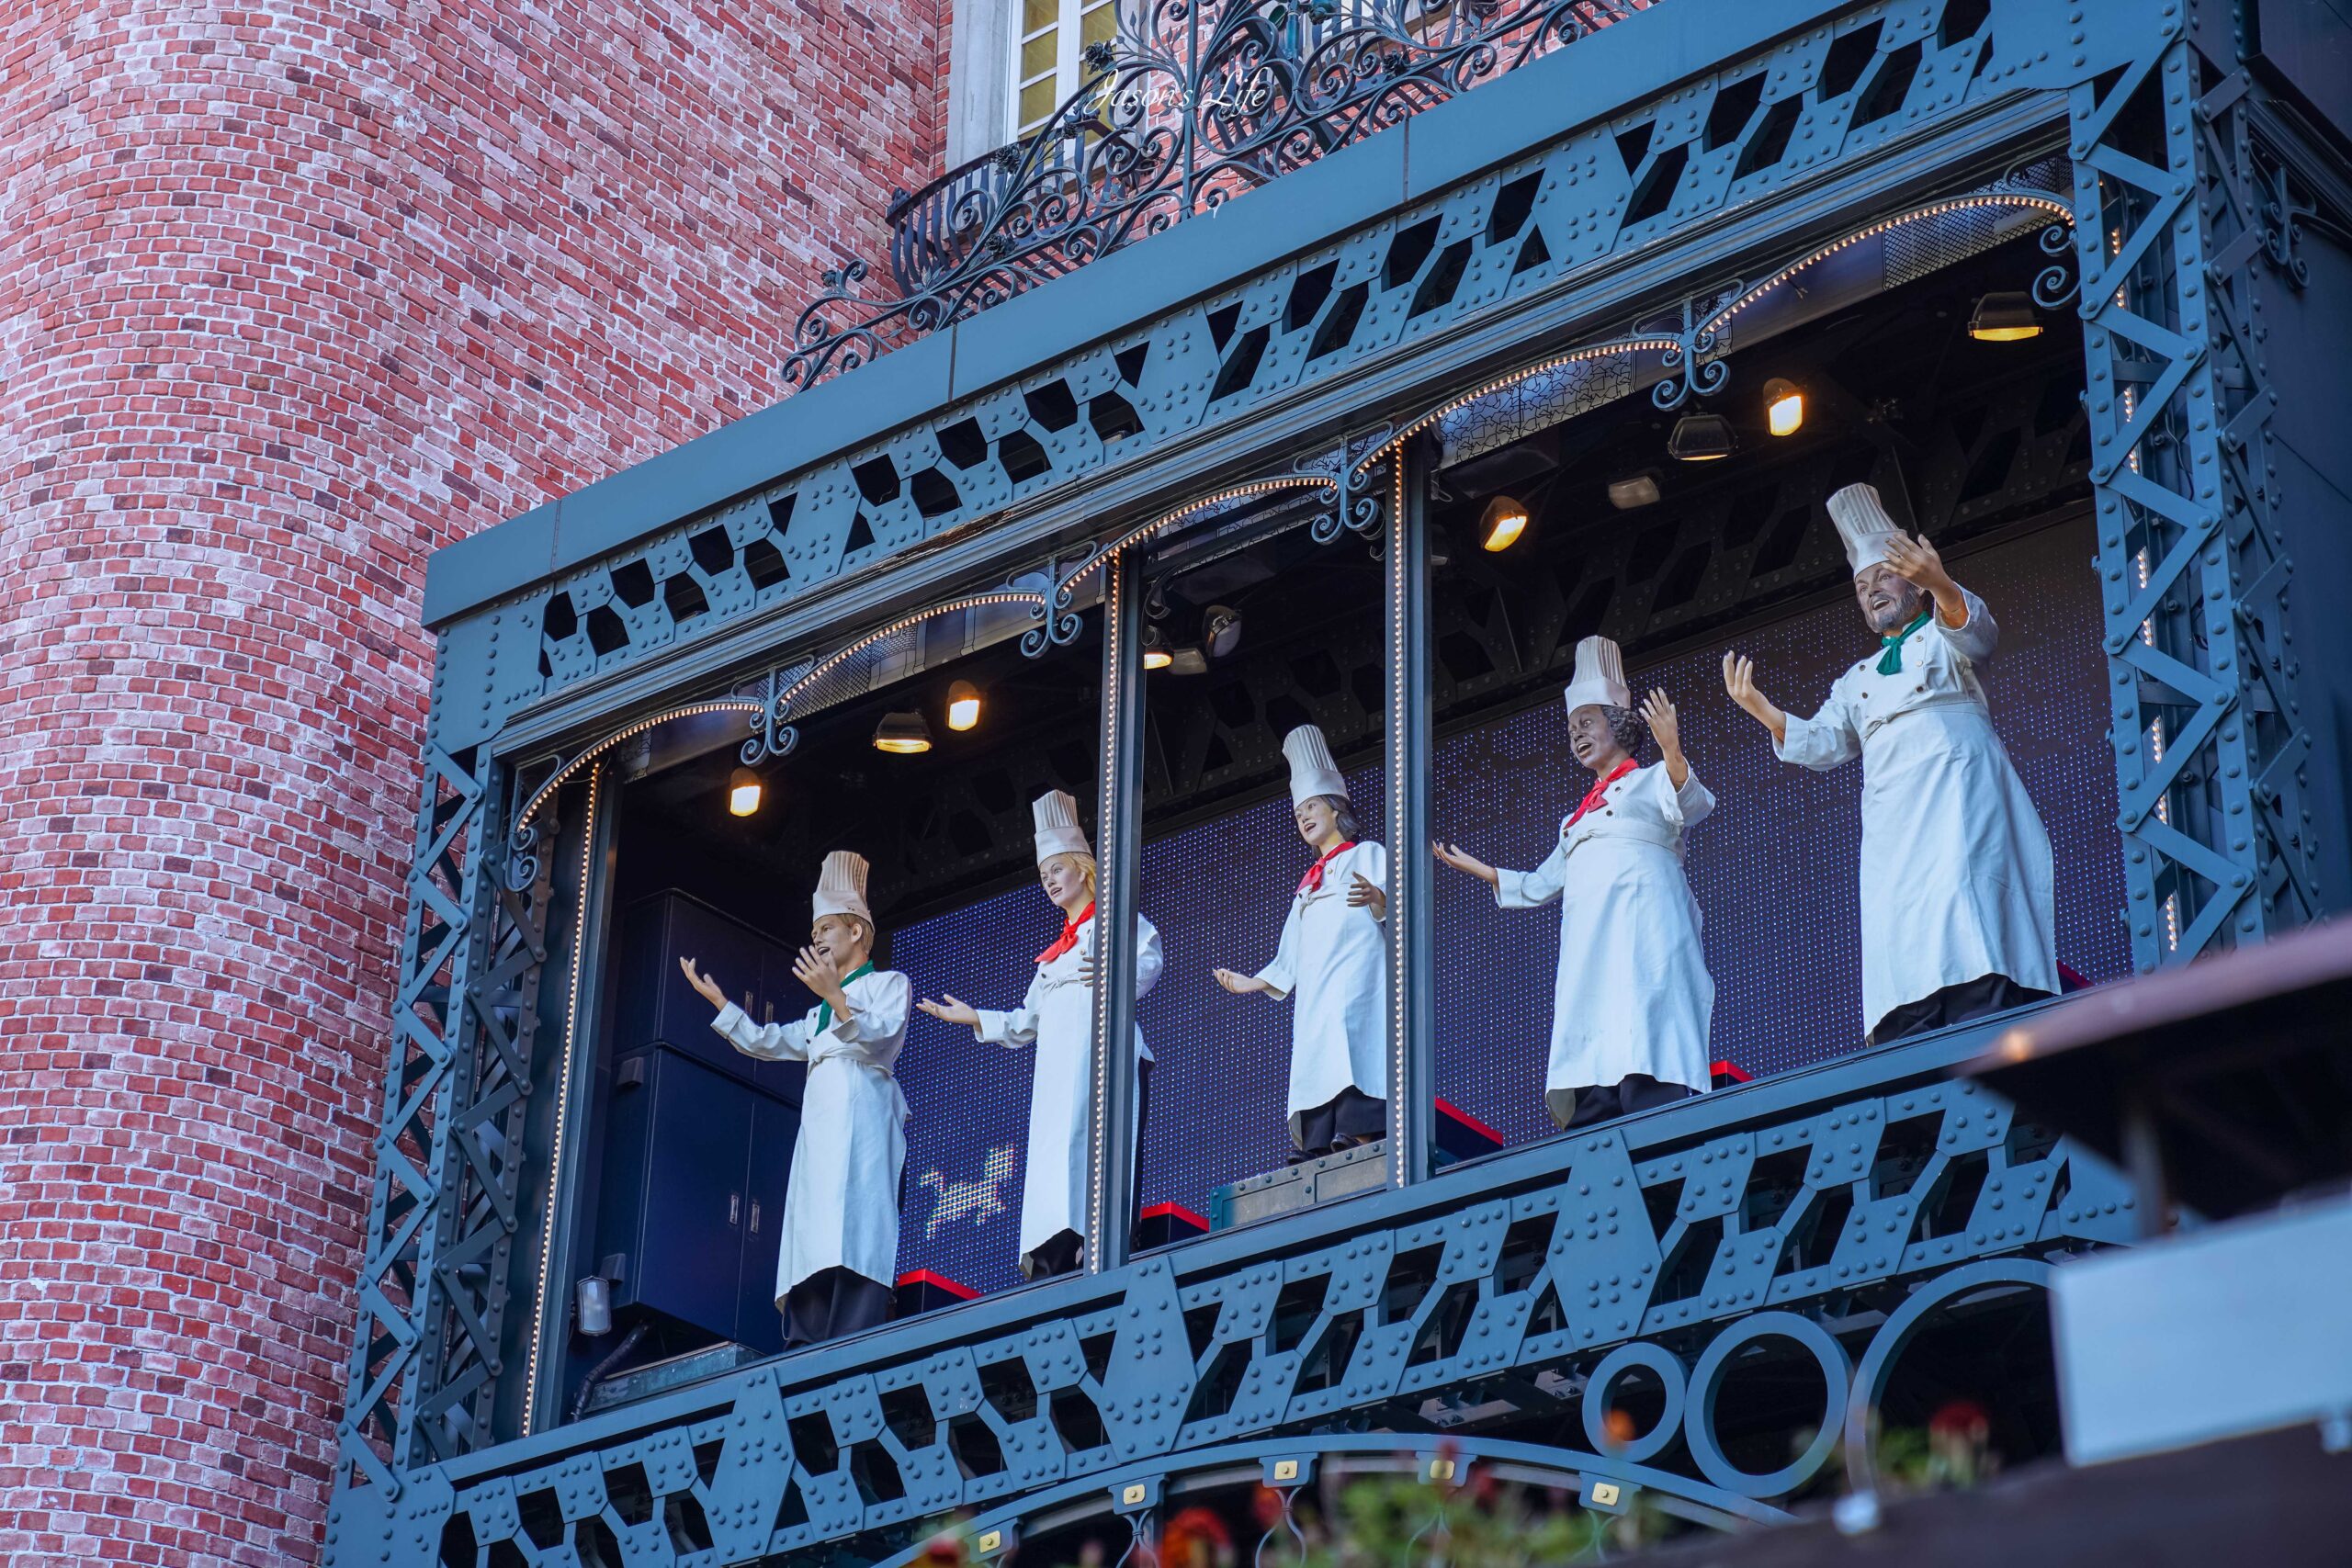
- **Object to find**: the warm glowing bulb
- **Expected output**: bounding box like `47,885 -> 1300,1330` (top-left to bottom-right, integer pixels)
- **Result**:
1143,648 -> 1174,671
1968,292 -> 2042,342
1763,378 -> 1804,437
873,710 -> 933,754
945,679 -> 981,732
726,767 -> 763,818
1479,495 -> 1529,552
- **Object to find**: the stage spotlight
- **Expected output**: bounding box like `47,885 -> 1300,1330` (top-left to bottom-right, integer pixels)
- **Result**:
872,709 -> 933,754
945,679 -> 982,731
1968,291 -> 2041,342
1167,646 -> 1210,675
1142,626 -> 1174,671
1763,378 -> 1804,436
1668,411 -> 1736,462
726,766 -> 763,818
1608,471 -> 1661,510
1202,604 -> 1244,661
1478,494 -> 1530,552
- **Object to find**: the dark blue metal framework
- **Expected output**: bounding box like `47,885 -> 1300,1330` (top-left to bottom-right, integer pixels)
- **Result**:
331,1 -> 2345,1562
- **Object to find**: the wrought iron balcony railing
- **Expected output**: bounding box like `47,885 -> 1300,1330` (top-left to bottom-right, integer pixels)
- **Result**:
798,0 -> 1653,388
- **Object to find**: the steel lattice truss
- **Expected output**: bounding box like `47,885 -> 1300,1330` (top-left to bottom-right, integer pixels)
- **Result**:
2069,42 -> 2316,969
334,0 -> 2331,1561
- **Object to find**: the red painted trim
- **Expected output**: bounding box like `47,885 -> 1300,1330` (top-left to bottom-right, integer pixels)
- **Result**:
895,1269 -> 978,1300
1709,1058 -> 1754,1084
1140,1201 -> 1209,1230
1433,1096 -> 1505,1145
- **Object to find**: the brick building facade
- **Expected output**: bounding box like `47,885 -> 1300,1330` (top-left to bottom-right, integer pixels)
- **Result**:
0,3 -> 945,1560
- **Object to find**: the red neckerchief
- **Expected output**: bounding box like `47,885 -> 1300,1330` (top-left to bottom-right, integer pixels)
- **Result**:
1036,901 -> 1094,965
1566,759 -> 1638,829
1296,840 -> 1356,897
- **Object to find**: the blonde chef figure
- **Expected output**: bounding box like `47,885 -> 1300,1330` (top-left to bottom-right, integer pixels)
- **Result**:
916,791 -> 1164,1280
1723,482 -> 2058,1043
1434,636 -> 1716,1127
1213,724 -> 1391,1161
679,850 -> 911,1346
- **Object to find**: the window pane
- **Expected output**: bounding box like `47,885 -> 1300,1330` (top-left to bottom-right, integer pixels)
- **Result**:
1023,0 -> 1057,36
1021,30 -> 1057,83
1020,78 -> 1060,131
1080,2 -> 1116,49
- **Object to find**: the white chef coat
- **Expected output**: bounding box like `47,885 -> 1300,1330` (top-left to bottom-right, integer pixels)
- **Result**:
1495,763 -> 1715,1114
1254,840 -> 1390,1144
1775,587 -> 2058,1036
975,913 -> 1164,1269
712,966 -> 911,1297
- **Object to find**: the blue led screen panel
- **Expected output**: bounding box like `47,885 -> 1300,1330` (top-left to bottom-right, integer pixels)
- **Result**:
887,517 -> 2124,1295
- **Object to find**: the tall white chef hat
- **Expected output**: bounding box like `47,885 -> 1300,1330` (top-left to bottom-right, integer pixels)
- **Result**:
1282,724 -> 1348,806
1558,635 -> 1633,717
1031,789 -> 1091,865
1828,482 -> 1904,576
812,850 -> 874,928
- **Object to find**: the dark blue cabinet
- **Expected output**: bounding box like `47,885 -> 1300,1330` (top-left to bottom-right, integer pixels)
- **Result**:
595,1044 -> 799,1350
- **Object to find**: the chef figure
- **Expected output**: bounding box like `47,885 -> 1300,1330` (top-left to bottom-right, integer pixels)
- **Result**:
1434,636 -> 1715,1127
916,791 -> 1164,1279
1212,724 -> 1391,1160
1722,482 -> 2059,1043
678,850 -> 911,1346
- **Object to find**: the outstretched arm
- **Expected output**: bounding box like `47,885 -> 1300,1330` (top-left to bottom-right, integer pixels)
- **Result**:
1432,840 -> 1499,886
1721,652 -> 1788,747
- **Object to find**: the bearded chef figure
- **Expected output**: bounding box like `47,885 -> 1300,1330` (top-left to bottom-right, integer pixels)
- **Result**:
1723,482 -> 2059,1043
1213,724 -> 1391,1160
1435,636 -> 1715,1127
679,850 -> 911,1345
917,791 -> 1163,1280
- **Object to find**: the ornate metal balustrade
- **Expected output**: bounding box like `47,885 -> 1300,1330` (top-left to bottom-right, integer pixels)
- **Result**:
334,1 -> 2343,1562
834,0 -> 1653,389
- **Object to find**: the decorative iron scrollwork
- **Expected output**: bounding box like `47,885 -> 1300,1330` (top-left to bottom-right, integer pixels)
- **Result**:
786,0 -> 1645,389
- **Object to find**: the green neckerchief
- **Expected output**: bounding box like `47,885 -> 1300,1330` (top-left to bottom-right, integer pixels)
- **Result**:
1875,608 -> 1933,675
817,961 -> 876,1032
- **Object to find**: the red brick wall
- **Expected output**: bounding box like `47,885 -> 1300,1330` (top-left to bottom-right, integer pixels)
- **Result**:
0,1 -> 943,1561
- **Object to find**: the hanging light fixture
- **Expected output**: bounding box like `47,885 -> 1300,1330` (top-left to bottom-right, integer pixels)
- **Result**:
945,679 -> 982,731
1142,626 -> 1174,671
1607,470 -> 1662,510
1477,494 -> 1530,552
1762,378 -> 1804,437
873,709 -> 933,754
1201,604 -> 1245,661
1968,291 -> 2041,342
726,766 -> 764,818
1668,410 -> 1736,462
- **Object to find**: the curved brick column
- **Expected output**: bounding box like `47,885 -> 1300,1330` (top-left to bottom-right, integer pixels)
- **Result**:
0,3 -> 939,1561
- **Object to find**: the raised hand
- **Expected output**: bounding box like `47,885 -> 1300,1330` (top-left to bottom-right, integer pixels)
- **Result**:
791,944 -> 845,1007
1721,651 -> 1789,744
1432,840 -> 1498,886
1882,532 -> 1952,592
1640,688 -> 1689,786
1212,967 -> 1271,997
1346,872 -> 1387,920
1882,532 -> 1967,624
1640,688 -> 1680,756
916,994 -> 981,1030
678,955 -> 728,1011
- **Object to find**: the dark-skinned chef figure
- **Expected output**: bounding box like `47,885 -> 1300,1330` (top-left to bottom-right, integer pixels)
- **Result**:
1212,724 -> 1390,1162
678,850 -> 910,1345
1722,482 -> 2058,1043
1434,635 -> 1715,1127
